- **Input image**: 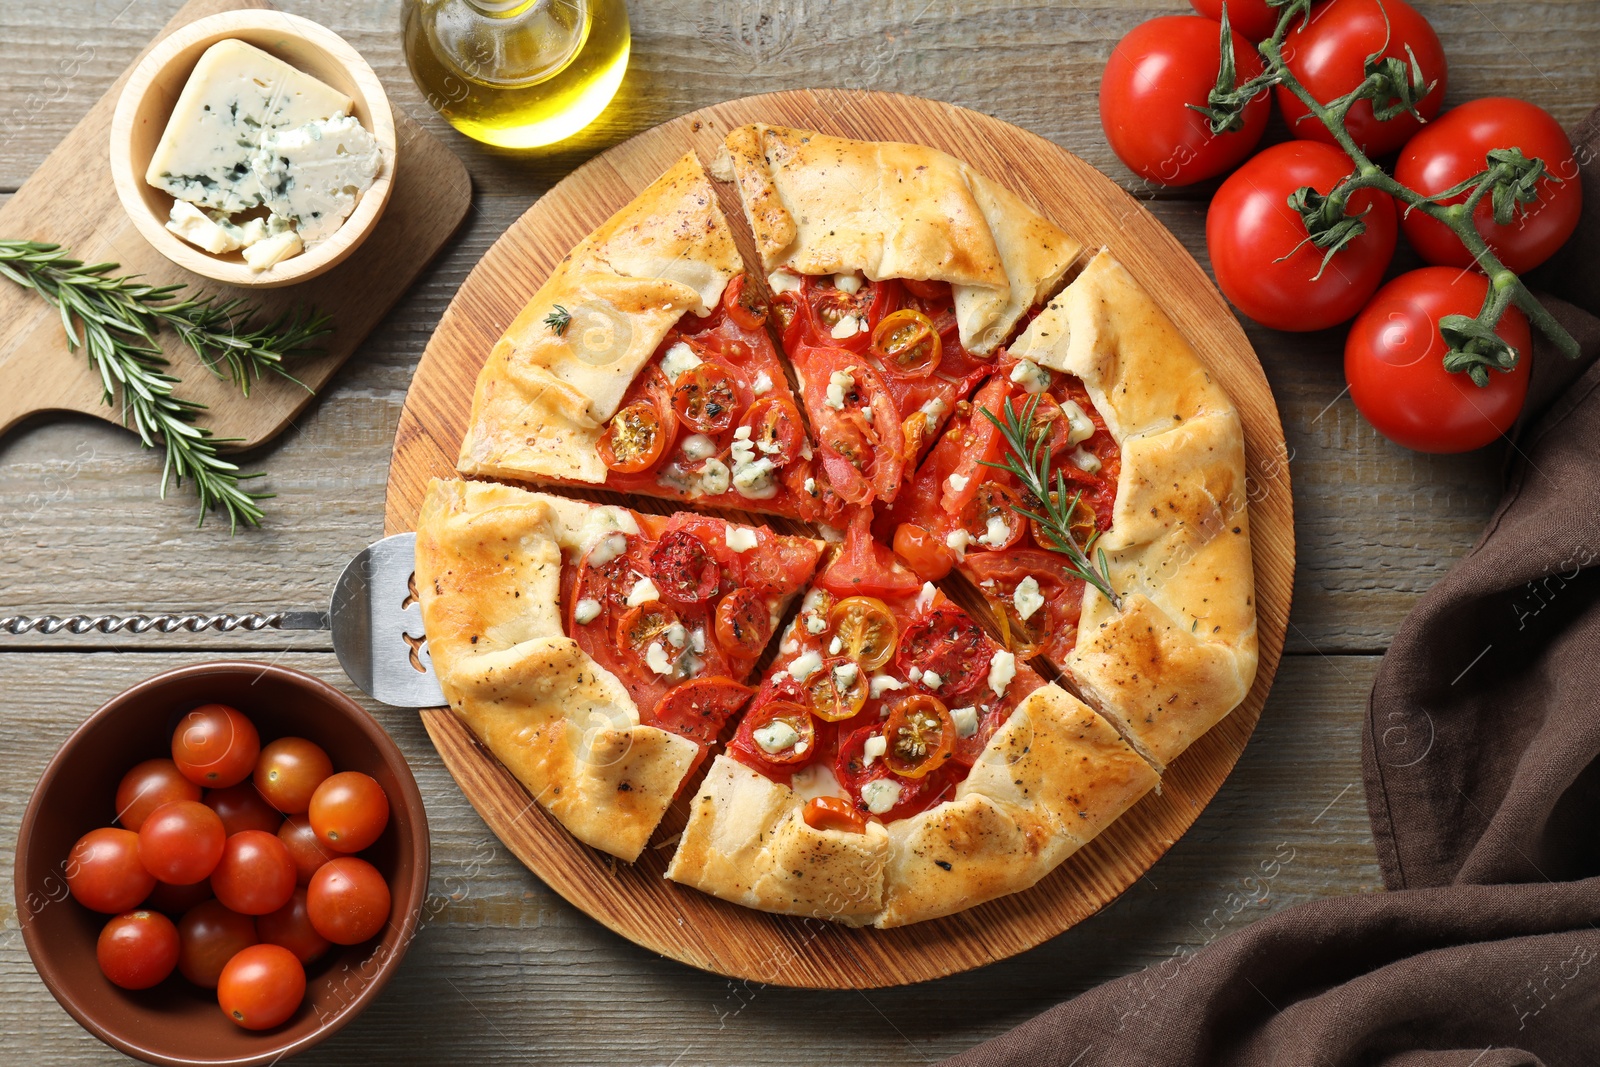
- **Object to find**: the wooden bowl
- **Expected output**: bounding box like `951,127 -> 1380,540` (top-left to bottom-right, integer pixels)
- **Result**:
14,662 -> 430,1066
108,11 -> 397,289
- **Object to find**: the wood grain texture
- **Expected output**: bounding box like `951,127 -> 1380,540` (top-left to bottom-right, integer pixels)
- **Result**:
0,651 -> 1380,1066
384,89 -> 1294,987
0,0 -> 471,448
4,0 -> 1595,1060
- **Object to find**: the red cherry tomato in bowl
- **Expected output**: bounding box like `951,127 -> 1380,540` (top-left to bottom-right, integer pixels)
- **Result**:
171,704 -> 260,788
97,909 -> 180,990
67,827 -> 155,914
1344,267 -> 1532,453
1100,15 -> 1270,186
211,831 -> 297,916
254,736 -> 334,815
138,800 -> 227,886
115,758 -> 201,832
1395,98 -> 1582,275
1208,140 -> 1397,331
217,943 -> 306,1030
1277,0 -> 1447,157
307,857 -> 392,946
1190,0 -> 1282,42
308,771 -> 391,854
203,781 -> 283,836
177,899 -> 258,988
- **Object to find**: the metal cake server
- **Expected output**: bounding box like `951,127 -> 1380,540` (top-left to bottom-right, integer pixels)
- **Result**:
0,533 -> 444,708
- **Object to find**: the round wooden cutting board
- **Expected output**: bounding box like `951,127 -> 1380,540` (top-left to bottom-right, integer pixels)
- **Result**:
386,89 -> 1294,989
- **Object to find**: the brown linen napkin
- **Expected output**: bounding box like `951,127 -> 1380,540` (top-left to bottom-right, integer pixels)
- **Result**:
943,109 -> 1600,1067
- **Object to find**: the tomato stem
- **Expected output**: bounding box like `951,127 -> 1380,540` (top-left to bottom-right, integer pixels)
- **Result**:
1245,1 -> 1580,383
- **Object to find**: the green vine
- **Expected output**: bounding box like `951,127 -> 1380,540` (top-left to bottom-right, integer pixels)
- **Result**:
1205,0 -> 1580,386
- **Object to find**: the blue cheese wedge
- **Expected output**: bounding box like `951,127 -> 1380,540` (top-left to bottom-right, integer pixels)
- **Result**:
253,115 -> 382,243
145,39 -> 351,214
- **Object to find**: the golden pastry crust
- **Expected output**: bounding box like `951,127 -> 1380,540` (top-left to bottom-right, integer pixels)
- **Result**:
665,684 -> 1155,927
457,152 -> 741,485
415,479 -> 699,861
711,124 -> 1081,354
1011,251 -> 1259,767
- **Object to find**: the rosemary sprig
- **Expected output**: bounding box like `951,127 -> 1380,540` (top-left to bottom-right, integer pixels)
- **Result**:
0,240 -> 330,531
978,395 -> 1121,609
544,304 -> 572,335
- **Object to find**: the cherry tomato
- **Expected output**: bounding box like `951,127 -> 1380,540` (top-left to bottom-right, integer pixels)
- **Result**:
902,278 -> 951,302
649,677 -> 753,746
277,814 -> 336,886
1344,267 -> 1532,453
827,595 -> 900,670
115,758 -> 201,832
97,909 -> 180,990
731,699 -> 816,769
1101,15 -> 1270,186
871,308 -> 942,378
211,831 -> 297,915
217,943 -> 305,1030
672,363 -> 741,435
143,877 -> 213,916
1208,140 -> 1397,331
67,827 -> 155,914
713,588 -> 772,659
1027,489 -> 1099,554
649,529 -> 721,605
833,725 -> 939,821
256,888 -> 331,965
896,608 -> 992,698
253,737 -> 334,815
965,550 -> 1082,662
724,273 -> 768,331
614,602 -> 685,665
138,800 -> 227,886
741,396 -> 805,466
177,898 -> 258,988
883,695 -> 957,779
806,658 -> 870,722
1395,98 -> 1582,275
204,782 -> 283,836
172,704 -> 261,788
1189,0 -> 1281,42
802,796 -> 868,834
598,399 -> 668,474
892,523 -> 954,582
308,772 -> 391,854
1277,0 -> 1446,157
306,857 -> 391,945
960,482 -> 1026,552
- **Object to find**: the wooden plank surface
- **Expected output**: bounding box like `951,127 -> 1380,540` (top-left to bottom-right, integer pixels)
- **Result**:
2,0 -> 1593,1062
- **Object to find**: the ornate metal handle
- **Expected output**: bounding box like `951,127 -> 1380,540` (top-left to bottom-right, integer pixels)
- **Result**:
0,610 -> 328,635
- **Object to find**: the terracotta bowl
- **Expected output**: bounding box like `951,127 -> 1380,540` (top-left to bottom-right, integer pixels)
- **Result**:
108,10 -> 397,288
14,662 -> 430,1066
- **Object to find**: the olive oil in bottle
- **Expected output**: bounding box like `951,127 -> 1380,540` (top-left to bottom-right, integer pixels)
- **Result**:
401,0 -> 630,149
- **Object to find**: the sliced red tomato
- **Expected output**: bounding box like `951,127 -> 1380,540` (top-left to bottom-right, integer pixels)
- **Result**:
805,350 -> 905,504
818,511 -> 924,600
740,532 -> 823,597
650,677 -> 753,746
613,601 -> 684,661
729,699 -> 816,774
713,588 -> 772,659
883,695 -> 957,779
959,482 -> 1026,552
834,725 -> 944,822
939,377 -> 1008,515
892,523 -> 954,582
724,273 -> 768,331
802,796 -> 868,834
963,550 -> 1084,663
599,399 -> 670,474
806,658 -> 870,722
672,362 -> 742,435
896,607 -> 992,699
649,529 -> 722,605
740,396 -> 805,466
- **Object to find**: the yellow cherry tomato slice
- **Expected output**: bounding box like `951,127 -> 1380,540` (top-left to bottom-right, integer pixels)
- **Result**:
871,309 -> 941,379
827,596 -> 900,671
883,694 -> 956,779
806,657 -> 870,722
598,400 -> 667,474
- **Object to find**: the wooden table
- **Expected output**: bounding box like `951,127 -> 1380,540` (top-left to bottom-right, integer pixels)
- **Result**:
1,1 -> 1593,1062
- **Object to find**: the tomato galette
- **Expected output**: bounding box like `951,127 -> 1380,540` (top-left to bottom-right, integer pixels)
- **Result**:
419,124 -> 1257,926
415,479 -> 822,861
